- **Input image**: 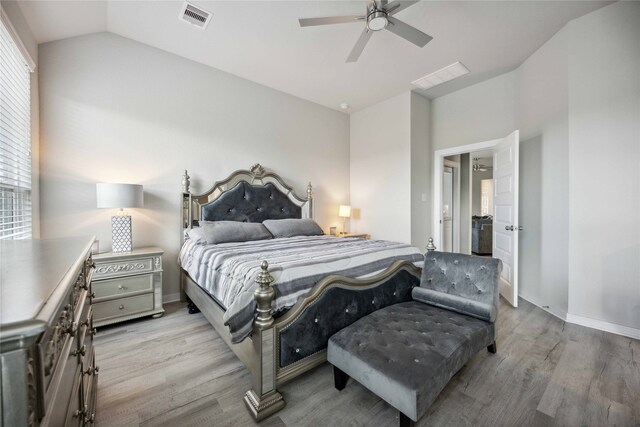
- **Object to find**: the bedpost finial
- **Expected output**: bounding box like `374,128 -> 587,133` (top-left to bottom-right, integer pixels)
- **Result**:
307,182 -> 313,199
426,237 -> 437,252
182,169 -> 191,193
254,260 -> 275,330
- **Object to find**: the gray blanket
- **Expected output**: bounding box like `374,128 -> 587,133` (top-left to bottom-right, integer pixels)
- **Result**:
179,235 -> 424,342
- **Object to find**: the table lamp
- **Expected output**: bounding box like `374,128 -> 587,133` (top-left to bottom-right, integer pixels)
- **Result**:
96,183 -> 143,253
338,205 -> 351,235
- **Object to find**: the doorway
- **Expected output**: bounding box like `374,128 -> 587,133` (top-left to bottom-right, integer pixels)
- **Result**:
433,131 -> 521,307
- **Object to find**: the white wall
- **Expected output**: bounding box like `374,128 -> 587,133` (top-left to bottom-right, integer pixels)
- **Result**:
429,1 -> 640,335
2,1 -> 40,237
471,169 -> 493,216
38,32 -> 350,301
350,92 -> 411,243
567,1 -> 640,331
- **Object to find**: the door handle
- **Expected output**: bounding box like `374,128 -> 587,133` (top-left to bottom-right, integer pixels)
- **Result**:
505,225 -> 514,231
517,226 -> 524,231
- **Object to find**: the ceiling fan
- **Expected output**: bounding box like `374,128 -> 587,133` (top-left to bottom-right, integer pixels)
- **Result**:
298,0 -> 433,63
473,157 -> 493,172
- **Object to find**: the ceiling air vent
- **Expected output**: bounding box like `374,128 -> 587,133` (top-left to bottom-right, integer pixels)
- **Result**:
179,2 -> 213,30
412,62 -> 470,90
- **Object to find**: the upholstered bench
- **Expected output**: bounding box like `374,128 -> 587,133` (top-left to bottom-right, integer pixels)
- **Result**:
327,251 -> 502,427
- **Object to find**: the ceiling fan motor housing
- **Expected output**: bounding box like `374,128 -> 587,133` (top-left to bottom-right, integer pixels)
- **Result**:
367,10 -> 388,31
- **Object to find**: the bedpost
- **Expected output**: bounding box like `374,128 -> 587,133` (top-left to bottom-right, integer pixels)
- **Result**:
426,237 -> 437,252
307,182 -> 313,219
243,261 -> 286,421
180,170 -> 192,303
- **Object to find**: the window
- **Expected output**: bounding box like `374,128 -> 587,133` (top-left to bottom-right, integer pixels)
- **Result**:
0,16 -> 33,240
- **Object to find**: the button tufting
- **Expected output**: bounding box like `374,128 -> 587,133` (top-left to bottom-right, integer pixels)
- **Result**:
345,308 -> 349,313
371,300 -> 375,305
314,318 -> 319,323
393,291 -> 396,296
454,260 -> 459,265
466,274 -> 471,279
414,359 -> 420,363
295,348 -> 300,353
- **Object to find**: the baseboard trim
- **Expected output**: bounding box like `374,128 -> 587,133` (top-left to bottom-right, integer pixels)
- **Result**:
565,313 -> 640,340
518,295 -> 567,323
163,292 -> 181,304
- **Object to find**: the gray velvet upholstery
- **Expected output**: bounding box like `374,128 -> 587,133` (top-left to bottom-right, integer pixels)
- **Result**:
279,269 -> 419,367
263,218 -> 324,238
328,302 -> 495,421
200,181 -> 302,223
199,220 -> 272,244
419,251 -> 502,322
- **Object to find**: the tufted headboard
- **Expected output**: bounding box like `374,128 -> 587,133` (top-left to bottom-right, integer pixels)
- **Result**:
181,164 -> 313,238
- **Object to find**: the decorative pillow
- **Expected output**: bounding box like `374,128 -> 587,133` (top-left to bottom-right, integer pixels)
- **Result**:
185,227 -> 207,244
200,221 -> 272,244
262,219 -> 324,238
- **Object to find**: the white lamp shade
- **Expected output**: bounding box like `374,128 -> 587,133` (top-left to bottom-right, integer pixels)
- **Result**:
338,205 -> 351,218
96,183 -> 143,208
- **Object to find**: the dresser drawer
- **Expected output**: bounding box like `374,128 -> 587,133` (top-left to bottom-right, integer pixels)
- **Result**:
93,274 -> 153,301
93,257 -> 154,279
93,293 -> 154,322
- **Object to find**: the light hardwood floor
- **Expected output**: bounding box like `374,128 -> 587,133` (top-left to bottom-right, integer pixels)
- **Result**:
95,298 -> 640,426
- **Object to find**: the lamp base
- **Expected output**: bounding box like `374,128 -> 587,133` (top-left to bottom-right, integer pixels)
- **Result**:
112,215 -> 132,253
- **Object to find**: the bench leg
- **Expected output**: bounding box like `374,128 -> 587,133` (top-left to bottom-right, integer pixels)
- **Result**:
487,341 -> 497,354
333,366 -> 349,391
399,412 -> 414,427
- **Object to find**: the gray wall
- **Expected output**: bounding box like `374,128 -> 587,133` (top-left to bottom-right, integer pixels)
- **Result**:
567,2 -> 640,330
410,93 -> 431,251
429,1 -> 639,331
38,32 -> 350,301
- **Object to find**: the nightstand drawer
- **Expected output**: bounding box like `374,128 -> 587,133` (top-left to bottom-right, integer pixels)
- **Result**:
93,274 -> 153,300
93,293 -> 154,322
93,257 -> 154,279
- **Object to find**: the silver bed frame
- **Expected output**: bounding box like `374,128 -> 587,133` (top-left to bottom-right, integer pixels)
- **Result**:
180,164 -> 424,421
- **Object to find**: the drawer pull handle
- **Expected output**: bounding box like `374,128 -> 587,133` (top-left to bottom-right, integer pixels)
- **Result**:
84,365 -> 99,376
73,405 -> 88,418
89,291 -> 96,299
65,321 -> 78,335
84,413 -> 96,424
90,327 -> 97,336
80,318 -> 90,327
119,304 -> 125,310
72,345 -> 86,357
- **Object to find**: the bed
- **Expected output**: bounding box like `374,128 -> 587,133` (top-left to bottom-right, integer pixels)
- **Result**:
179,164 -> 425,421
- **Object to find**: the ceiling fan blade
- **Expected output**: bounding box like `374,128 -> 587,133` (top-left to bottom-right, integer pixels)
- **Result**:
299,16 -> 365,27
383,0 -> 419,16
386,16 -> 433,47
346,28 -> 373,63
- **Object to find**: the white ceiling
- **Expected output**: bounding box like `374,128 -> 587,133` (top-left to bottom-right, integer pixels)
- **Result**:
18,0 -> 611,112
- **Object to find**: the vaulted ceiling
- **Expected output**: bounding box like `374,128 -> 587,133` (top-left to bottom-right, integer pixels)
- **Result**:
17,1 -> 611,112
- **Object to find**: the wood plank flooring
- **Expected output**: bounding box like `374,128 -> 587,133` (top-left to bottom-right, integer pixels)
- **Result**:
94,298 -> 640,426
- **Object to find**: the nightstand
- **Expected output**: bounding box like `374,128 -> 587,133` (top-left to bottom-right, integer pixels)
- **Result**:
339,233 -> 370,239
91,247 -> 164,327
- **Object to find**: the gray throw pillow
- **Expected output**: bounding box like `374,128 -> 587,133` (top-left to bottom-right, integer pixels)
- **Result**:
200,221 -> 272,244
262,219 -> 324,238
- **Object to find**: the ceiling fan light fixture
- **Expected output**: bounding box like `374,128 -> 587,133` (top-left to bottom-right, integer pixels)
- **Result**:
367,11 -> 388,31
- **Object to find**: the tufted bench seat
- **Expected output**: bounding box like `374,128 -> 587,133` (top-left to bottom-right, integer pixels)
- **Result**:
328,251 -> 501,427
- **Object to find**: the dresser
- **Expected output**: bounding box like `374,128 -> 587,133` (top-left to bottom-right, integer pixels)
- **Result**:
91,247 -> 164,327
0,236 -> 98,427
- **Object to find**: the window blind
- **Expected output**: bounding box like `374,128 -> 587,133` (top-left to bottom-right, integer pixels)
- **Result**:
0,18 -> 32,240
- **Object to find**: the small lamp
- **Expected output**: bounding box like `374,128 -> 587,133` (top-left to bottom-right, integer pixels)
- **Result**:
338,205 -> 351,235
96,183 -> 143,253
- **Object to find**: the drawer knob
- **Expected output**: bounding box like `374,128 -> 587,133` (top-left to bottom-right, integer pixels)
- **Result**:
72,345 -> 86,357
84,413 -> 95,424
90,327 -> 97,336
65,321 -> 78,335
73,405 -> 88,418
80,318 -> 90,327
119,304 -> 125,310
89,291 -> 96,299
117,285 -> 125,290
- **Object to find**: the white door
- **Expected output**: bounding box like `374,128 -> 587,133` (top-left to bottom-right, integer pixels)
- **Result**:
492,130 -> 520,307
442,167 -> 453,252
